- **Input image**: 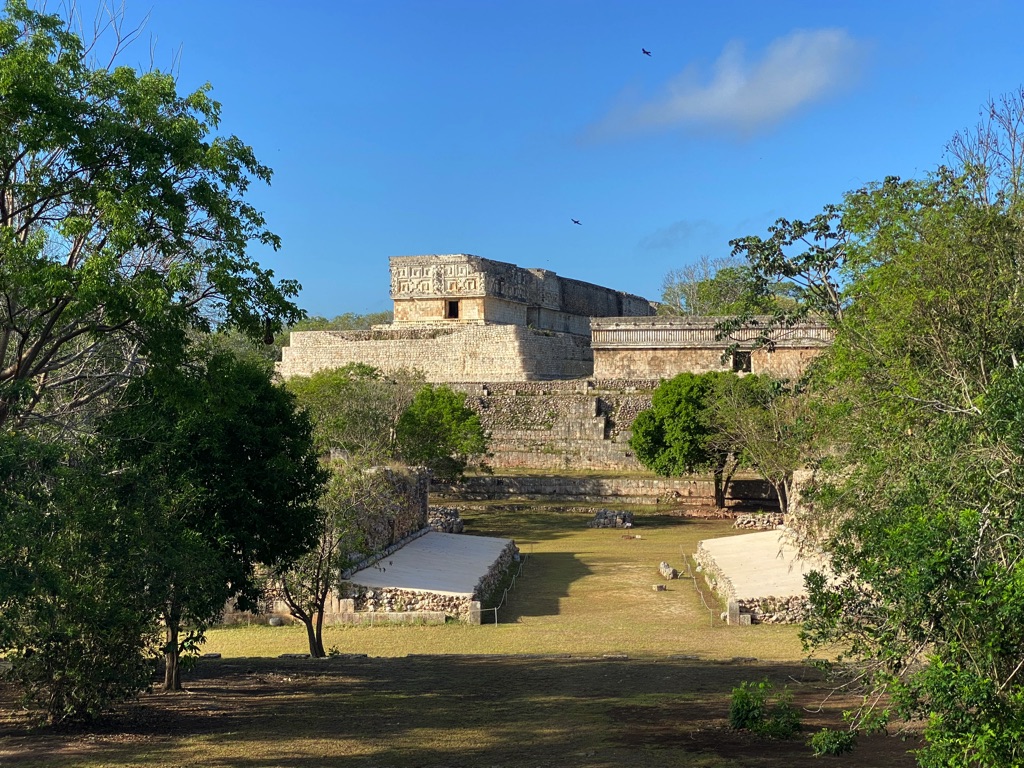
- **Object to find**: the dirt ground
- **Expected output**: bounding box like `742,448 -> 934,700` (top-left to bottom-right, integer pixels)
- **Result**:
0,655 -> 922,768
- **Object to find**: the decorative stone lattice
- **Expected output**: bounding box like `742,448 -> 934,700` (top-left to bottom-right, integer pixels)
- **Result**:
587,509 -> 634,528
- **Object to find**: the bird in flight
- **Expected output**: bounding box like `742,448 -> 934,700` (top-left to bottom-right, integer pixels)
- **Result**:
642,48 -> 652,56
571,218 -> 581,225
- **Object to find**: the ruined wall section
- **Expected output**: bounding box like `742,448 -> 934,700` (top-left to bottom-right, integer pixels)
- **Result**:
591,316 -> 833,380
278,325 -> 593,382
449,380 -> 657,471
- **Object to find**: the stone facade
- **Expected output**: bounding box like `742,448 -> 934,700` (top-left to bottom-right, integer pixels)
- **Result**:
279,324 -> 594,382
590,316 -> 834,380
277,254 -> 653,382
389,254 -> 653,334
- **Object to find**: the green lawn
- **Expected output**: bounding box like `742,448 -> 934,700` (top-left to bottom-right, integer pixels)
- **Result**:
205,504 -> 805,661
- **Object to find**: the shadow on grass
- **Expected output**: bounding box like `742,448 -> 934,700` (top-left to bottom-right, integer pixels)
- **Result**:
484,551 -> 591,622
0,656 -> 920,768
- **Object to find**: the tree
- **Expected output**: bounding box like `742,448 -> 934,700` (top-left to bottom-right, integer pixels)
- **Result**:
709,375 -> 818,516
286,364 -> 424,458
658,255 -> 799,316
0,1 -> 301,433
101,353 -> 327,690
722,205 -> 848,351
630,371 -> 763,508
0,434 -> 158,723
799,167 -> 1024,766
273,461 -> 405,657
395,385 -> 488,481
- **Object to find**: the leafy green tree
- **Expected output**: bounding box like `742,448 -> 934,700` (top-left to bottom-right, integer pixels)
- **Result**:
396,385 -> 487,481
658,256 -> 797,316
800,168 -> 1024,766
286,364 -> 424,458
274,461 -> 409,657
630,371 -> 769,508
101,353 -> 327,690
0,435 -> 158,723
0,1 -> 300,433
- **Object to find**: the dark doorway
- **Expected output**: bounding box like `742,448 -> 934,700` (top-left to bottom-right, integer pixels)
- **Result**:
446,300 -> 460,319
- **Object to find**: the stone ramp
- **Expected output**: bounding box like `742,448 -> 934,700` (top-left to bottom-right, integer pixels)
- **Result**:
345,531 -> 513,596
697,530 -> 829,600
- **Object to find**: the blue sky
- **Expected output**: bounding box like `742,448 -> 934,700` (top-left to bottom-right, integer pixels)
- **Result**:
74,0 -> 1024,316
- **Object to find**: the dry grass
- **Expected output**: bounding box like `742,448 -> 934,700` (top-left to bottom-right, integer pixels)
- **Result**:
205,505 -> 805,661
0,503 -> 922,768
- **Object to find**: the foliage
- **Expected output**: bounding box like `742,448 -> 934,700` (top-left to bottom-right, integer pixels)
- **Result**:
0,0 -> 300,433
0,434 -> 158,723
286,363 -> 424,458
807,728 -> 857,756
721,205 -> 848,354
395,385 -> 488,481
800,168 -> 1024,766
729,679 -> 802,739
710,375 -> 821,515
100,352 -> 327,689
659,255 -> 799,316
631,371 -> 776,508
273,460 -> 399,657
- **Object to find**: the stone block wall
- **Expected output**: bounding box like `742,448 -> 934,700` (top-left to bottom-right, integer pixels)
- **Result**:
278,325 -> 594,382
449,379 -> 657,471
435,474 -> 778,507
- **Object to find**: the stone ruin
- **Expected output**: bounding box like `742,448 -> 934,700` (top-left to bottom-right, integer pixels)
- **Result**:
428,506 -> 464,533
587,509 -> 634,528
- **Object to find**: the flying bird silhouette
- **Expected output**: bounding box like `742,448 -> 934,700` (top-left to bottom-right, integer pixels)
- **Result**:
642,48 -> 651,56
571,218 -> 581,225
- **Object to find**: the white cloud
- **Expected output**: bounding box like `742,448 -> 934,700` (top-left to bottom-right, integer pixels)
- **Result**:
589,29 -> 865,139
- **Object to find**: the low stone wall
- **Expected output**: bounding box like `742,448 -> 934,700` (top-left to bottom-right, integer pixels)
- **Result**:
693,539 -> 807,625
428,506 -> 464,533
436,475 -> 778,508
346,538 -> 520,623
733,512 -> 785,530
737,595 -> 809,624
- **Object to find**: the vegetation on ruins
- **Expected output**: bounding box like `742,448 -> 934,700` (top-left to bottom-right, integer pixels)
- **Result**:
396,384 -> 488,481
726,89 -> 1024,767
0,2 -> 323,719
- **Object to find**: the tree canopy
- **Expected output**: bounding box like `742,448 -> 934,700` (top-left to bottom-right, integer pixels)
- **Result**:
100,353 -> 326,690
0,0 -> 301,433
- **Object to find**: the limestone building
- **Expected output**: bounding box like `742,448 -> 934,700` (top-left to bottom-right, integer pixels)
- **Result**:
590,316 -> 834,380
278,254 -> 655,382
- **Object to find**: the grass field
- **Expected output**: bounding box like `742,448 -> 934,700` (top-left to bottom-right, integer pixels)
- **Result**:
0,503 -> 922,767
204,505 -> 804,660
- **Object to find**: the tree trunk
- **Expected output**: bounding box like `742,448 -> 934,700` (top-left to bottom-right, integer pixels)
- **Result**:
301,616 -> 324,658
713,464 -> 726,509
314,604 -> 326,658
164,617 -> 181,691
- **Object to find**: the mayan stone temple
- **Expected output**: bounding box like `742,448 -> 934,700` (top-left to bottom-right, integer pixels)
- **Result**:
277,253 -> 833,384
278,253 -> 656,382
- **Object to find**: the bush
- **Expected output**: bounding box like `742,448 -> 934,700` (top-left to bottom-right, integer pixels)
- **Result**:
729,679 -> 802,739
808,727 -> 857,756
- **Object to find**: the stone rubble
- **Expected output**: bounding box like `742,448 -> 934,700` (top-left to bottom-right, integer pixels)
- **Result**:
587,509 -> 634,528
428,506 -> 465,533
658,561 -> 678,580
733,512 -> 785,530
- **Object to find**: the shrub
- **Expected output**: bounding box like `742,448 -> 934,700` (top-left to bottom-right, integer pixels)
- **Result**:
729,679 -> 802,739
808,727 -> 857,756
